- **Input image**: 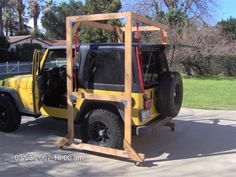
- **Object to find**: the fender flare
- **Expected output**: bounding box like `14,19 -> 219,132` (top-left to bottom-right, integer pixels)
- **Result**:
75,100 -> 124,123
0,87 -> 24,113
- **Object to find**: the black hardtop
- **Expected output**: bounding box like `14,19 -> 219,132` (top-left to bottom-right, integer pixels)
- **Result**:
48,43 -> 167,51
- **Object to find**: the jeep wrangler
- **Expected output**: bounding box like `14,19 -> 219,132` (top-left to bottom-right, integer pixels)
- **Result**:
0,43 -> 183,149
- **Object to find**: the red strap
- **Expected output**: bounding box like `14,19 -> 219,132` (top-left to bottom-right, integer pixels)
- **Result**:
136,47 -> 144,92
136,25 -> 144,92
161,30 -> 166,44
73,32 -> 79,92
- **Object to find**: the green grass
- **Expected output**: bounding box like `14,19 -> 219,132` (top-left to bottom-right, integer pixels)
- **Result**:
183,77 -> 236,110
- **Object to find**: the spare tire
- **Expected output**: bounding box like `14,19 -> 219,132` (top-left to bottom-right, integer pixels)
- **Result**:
156,72 -> 183,117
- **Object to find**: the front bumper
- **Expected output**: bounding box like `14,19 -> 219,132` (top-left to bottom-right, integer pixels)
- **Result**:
135,116 -> 174,136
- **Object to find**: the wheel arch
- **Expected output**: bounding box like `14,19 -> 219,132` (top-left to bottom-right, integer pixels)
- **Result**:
75,100 -> 124,124
0,87 -> 24,113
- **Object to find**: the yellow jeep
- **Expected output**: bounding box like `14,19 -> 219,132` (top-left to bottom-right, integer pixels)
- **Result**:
0,43 -> 183,149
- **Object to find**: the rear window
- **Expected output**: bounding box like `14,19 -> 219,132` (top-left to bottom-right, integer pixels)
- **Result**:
141,50 -> 159,86
88,48 -> 124,85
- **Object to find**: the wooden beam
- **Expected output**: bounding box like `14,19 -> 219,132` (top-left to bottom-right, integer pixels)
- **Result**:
69,143 -> 130,159
66,17 -> 74,143
131,12 -> 166,30
124,13 -> 133,145
114,26 -> 124,42
123,139 -> 145,162
68,12 -> 130,22
72,22 -> 81,34
121,26 -> 161,32
73,92 -> 126,102
81,22 -> 123,42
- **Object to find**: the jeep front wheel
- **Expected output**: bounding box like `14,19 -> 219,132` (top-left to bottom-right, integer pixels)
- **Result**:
0,94 -> 21,132
82,109 -> 123,149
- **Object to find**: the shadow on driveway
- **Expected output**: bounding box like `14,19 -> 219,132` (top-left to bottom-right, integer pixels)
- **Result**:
0,112 -> 236,171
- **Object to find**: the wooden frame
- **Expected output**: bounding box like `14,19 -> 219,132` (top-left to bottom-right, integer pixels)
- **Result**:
59,12 -> 167,163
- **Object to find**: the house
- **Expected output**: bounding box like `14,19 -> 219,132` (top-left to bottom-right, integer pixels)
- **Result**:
8,35 -> 52,50
47,40 -> 66,46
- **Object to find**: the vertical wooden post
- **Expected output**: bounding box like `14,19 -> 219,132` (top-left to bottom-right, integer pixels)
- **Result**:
124,13 -> 133,145
66,17 -> 74,143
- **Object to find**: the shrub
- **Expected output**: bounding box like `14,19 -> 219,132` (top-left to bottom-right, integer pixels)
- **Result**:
14,43 -> 42,61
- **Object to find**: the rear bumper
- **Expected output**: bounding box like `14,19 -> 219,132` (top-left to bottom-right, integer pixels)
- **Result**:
135,116 -> 174,136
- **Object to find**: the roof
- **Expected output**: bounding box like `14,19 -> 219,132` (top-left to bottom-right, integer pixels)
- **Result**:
8,35 -> 32,44
47,40 -> 66,46
8,35 -> 52,46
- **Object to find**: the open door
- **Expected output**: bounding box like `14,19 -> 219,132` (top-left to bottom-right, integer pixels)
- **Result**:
32,49 -> 44,115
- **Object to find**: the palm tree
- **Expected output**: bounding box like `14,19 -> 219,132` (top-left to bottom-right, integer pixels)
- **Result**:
17,0 -> 24,32
28,0 -> 40,32
0,2 -> 3,36
0,0 -> 8,36
2,0 -> 19,36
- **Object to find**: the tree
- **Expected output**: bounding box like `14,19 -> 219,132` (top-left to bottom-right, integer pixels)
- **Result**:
41,0 -> 85,40
0,0 -> 8,36
28,0 -> 40,32
124,0 -> 216,26
17,0 -> 24,32
0,0 -> 29,36
41,0 -> 122,40
0,36 -> 10,60
84,0 -> 121,14
2,0 -> 19,36
80,0 -> 122,42
218,17 -> 236,40
0,36 -> 10,49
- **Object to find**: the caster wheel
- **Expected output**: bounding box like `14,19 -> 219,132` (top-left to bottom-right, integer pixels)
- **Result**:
59,146 -> 64,150
171,127 -> 175,131
135,161 -> 143,166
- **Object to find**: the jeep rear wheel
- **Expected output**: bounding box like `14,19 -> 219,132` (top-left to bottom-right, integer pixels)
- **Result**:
0,94 -> 21,132
82,109 -> 123,149
156,72 -> 183,117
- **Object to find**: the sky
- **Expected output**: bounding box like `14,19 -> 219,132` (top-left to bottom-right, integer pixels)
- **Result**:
215,0 -> 236,22
28,0 -> 236,29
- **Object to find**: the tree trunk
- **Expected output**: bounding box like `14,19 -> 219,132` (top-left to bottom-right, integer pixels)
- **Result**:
6,26 -> 8,36
34,16 -> 38,32
10,22 -> 13,36
0,3 -> 3,36
17,0 -> 23,32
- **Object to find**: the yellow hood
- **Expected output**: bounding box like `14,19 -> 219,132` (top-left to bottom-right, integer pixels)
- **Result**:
3,74 -> 33,89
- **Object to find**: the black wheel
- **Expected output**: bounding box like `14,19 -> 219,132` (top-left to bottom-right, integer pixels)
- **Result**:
156,72 -> 183,117
0,94 -> 21,132
82,109 -> 123,149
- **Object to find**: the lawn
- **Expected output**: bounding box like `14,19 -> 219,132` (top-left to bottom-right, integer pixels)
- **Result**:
183,77 -> 236,110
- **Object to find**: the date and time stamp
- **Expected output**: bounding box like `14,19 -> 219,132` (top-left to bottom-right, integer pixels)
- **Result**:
14,153 -> 85,162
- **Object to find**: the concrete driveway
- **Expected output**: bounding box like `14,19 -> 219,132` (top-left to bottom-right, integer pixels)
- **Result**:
0,108 -> 236,177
